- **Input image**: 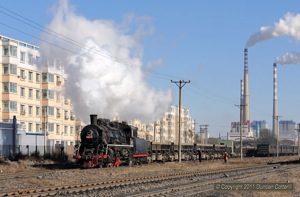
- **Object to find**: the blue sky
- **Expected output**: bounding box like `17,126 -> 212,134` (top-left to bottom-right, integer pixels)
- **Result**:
1,0 -> 300,137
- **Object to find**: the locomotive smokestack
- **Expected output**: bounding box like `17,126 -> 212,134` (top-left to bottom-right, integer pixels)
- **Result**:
272,63 -> 278,138
90,114 -> 98,125
243,48 -> 250,132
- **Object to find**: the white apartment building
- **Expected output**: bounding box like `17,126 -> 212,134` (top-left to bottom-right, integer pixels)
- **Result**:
0,35 -> 81,148
131,105 -> 195,144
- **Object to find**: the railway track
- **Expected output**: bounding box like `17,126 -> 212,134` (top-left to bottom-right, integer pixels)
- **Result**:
128,165 -> 300,197
0,164 -> 279,197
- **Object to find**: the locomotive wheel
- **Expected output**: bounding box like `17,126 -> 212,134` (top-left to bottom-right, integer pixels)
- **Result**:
107,163 -> 113,168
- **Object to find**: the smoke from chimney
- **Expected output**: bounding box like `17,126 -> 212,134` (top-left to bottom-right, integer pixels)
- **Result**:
246,12 -> 300,48
276,52 -> 300,65
39,0 -> 172,123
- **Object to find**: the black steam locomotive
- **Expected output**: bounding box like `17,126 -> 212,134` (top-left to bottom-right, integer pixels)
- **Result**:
73,114 -> 150,168
74,114 -> 233,168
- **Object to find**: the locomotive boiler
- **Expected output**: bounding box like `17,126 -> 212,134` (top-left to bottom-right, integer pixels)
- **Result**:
74,114 -> 150,168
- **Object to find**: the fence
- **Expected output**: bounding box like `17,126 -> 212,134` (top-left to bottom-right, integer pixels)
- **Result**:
0,144 -> 75,161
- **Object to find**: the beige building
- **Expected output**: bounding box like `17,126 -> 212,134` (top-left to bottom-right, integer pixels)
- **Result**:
131,105 -> 195,144
0,35 -> 81,148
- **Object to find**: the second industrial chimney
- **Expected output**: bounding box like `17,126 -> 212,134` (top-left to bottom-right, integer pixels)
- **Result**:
272,63 -> 278,138
243,48 -> 250,132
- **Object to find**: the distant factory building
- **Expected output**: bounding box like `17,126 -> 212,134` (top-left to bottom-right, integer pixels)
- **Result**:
251,120 -> 268,139
229,121 -> 253,140
279,120 -> 297,142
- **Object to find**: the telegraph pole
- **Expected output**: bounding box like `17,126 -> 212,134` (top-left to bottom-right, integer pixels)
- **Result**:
171,80 -> 190,163
235,104 -> 246,160
200,125 -> 209,144
193,119 -> 197,144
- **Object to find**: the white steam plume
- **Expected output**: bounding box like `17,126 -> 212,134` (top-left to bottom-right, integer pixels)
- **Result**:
40,0 -> 172,123
247,12 -> 300,47
276,52 -> 300,65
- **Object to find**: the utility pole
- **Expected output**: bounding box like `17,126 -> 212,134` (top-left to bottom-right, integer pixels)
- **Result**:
235,104 -> 246,160
153,121 -> 158,142
274,115 -> 282,157
200,125 -> 209,144
43,107 -> 47,156
171,80 -> 190,163
193,119 -> 197,144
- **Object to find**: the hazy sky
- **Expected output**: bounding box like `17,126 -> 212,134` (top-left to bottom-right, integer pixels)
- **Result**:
1,0 -> 300,137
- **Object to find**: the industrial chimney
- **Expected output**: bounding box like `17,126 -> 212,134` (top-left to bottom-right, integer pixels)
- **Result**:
272,63 -> 278,138
243,48 -> 250,132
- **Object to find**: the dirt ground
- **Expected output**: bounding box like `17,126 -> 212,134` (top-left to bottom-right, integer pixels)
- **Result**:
0,156 -> 300,196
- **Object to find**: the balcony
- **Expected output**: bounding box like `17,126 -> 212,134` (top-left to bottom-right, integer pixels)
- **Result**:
64,100 -> 69,105
57,113 -> 61,118
70,116 -> 75,120
20,110 -> 26,115
57,80 -> 62,86
64,116 -> 69,120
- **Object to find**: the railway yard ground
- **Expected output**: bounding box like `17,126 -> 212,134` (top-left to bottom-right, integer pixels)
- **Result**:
0,156 -> 300,197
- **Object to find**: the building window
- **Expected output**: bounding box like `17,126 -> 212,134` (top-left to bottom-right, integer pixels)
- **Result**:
20,51 -> 26,63
3,101 -> 17,112
28,89 -> 33,99
70,127 -> 74,135
56,124 -> 60,135
3,45 -> 17,57
36,73 -> 40,83
42,106 -> 47,115
3,64 -> 17,75
20,87 -> 25,97
42,73 -> 47,82
3,64 -> 9,74
10,46 -> 17,57
36,106 -> 40,116
3,46 -> 9,55
36,124 -> 40,132
42,73 -> 54,83
48,73 -> 54,83
64,126 -> 68,135
20,104 -> 25,114
42,89 -> 54,99
48,123 -> 54,132
28,72 -> 33,81
28,123 -> 32,132
3,82 -> 17,93
20,70 -> 26,79
44,106 -> 55,116
64,110 -> 69,120
56,108 -> 60,117
36,90 -> 40,99
28,106 -> 33,115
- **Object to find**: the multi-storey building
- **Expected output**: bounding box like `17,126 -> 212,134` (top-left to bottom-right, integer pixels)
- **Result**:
131,105 -> 194,144
0,35 -> 80,149
251,120 -> 268,139
279,120 -> 297,141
